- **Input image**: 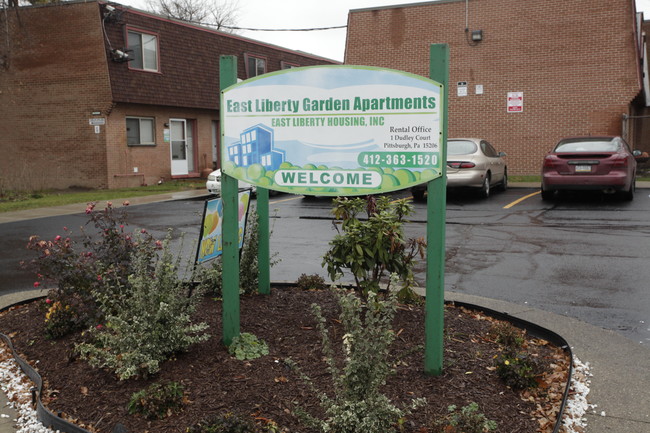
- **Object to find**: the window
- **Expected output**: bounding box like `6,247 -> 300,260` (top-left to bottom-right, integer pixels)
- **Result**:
126,117 -> 155,145
481,141 -> 498,157
127,30 -> 158,71
244,53 -> 266,78
281,61 -> 299,69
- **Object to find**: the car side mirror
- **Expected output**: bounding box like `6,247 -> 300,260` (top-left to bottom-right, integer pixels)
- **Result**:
633,150 -> 649,163
498,151 -> 507,157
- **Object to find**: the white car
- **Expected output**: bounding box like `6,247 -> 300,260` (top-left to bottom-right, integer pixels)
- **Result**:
206,169 -> 256,196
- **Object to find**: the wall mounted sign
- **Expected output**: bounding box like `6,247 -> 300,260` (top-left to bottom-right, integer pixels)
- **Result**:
220,65 -> 443,196
507,92 -> 524,112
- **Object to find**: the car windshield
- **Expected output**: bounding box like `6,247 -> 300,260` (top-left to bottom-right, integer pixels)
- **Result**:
554,139 -> 619,153
448,140 -> 478,155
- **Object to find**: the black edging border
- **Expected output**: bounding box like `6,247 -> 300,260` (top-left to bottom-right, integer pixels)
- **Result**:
447,300 -> 573,433
1,296 -> 92,433
0,292 -> 573,433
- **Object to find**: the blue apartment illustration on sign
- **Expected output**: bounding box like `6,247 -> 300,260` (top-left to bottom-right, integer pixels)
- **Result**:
226,124 -> 286,170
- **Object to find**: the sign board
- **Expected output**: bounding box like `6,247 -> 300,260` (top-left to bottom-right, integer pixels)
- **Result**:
507,92 -> 523,112
220,65 -> 443,196
88,118 -> 106,126
196,190 -> 251,263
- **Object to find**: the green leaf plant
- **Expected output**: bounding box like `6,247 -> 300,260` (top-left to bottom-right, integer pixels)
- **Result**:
322,196 -> 426,299
286,290 -> 426,433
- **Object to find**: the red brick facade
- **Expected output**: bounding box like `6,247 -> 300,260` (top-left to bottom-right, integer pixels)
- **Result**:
0,1 -> 337,191
345,0 -> 643,175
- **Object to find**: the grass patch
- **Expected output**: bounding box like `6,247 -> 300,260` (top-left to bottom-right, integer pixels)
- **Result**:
509,175 -> 540,183
0,180 -> 204,213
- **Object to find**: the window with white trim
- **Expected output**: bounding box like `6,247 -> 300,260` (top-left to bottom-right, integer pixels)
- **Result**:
281,61 -> 299,69
244,53 -> 266,78
127,30 -> 158,71
126,117 -> 155,145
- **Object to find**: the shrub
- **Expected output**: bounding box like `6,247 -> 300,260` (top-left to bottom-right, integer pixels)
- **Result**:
295,273 -> 327,290
75,232 -> 210,380
432,402 -> 497,433
43,299 -> 81,339
24,201 -> 160,336
322,196 -> 426,296
127,381 -> 185,420
288,290 -> 425,433
239,209 -> 260,295
228,332 -> 269,360
489,322 -> 525,349
494,351 -> 541,390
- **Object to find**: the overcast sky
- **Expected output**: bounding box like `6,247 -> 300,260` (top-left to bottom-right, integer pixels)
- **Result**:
119,0 -> 650,63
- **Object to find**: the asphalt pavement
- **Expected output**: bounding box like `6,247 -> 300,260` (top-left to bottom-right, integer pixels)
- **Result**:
1,185 -> 649,433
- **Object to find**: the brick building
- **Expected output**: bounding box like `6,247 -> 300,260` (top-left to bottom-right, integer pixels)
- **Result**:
345,0 -> 645,175
0,1 -> 337,191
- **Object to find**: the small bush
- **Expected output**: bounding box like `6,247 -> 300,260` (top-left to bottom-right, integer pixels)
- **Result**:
76,233 -> 210,380
296,273 -> 327,290
127,381 -> 185,420
494,351 -> 541,390
288,290 -> 425,433
432,402 -> 497,433
489,322 -> 525,349
43,299 -> 83,339
239,210 -> 260,295
322,196 -> 426,297
25,201 -> 160,336
228,332 -> 269,360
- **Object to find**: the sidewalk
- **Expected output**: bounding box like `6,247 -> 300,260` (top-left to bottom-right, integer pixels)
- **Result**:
1,185 -> 649,432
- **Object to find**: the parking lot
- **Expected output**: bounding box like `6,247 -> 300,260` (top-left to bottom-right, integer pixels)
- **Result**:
1,185 -> 649,346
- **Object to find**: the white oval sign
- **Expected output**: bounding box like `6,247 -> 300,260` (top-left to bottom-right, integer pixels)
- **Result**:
221,65 -> 443,196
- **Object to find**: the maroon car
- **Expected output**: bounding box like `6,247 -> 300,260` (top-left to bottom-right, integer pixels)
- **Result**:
541,136 -> 643,201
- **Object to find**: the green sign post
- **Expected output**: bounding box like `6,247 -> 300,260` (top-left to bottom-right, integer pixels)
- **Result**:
218,49 -> 449,374
425,44 -> 449,376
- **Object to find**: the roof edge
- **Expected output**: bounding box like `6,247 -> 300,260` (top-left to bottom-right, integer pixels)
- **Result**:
350,0 -> 464,14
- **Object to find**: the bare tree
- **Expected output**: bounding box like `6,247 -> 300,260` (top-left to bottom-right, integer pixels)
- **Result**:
146,0 -> 239,32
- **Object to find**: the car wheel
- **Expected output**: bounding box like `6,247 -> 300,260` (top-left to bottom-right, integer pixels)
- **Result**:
540,186 -> 554,201
498,170 -> 508,191
620,178 -> 635,201
479,174 -> 490,198
412,188 -> 425,201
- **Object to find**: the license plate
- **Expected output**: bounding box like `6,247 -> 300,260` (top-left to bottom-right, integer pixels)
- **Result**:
575,165 -> 591,173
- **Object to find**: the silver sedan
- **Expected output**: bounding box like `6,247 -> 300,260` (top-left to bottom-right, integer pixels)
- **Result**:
411,138 -> 508,200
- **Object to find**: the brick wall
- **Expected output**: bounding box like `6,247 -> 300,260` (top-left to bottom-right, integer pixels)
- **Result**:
105,103 -> 217,188
345,0 -> 641,175
0,1 -> 338,192
0,2 -> 113,191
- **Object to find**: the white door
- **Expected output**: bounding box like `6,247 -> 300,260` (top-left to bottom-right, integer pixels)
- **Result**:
170,119 -> 189,176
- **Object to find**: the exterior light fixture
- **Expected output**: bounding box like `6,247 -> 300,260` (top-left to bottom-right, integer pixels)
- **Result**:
471,30 -> 483,42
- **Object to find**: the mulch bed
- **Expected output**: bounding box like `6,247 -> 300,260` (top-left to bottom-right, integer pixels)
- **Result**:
0,287 -> 569,433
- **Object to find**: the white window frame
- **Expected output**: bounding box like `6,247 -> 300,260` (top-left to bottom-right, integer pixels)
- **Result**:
126,116 -> 156,146
281,61 -> 300,69
127,29 -> 159,72
244,53 -> 267,78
